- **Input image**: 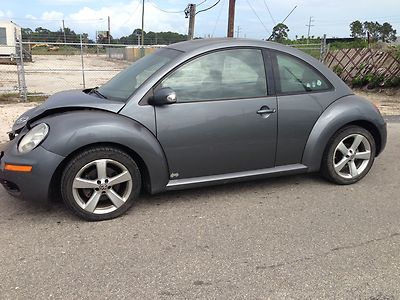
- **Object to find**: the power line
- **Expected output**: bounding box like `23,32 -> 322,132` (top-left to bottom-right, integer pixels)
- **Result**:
211,0 -> 226,36
197,0 -> 208,6
196,0 -> 221,15
245,0 -> 270,34
262,0 -> 276,25
147,1 -> 184,13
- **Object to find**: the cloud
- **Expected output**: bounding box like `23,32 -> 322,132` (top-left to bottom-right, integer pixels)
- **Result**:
0,10 -> 13,18
25,14 -> 38,20
39,0 -> 94,5
27,1 -> 188,39
41,11 -> 64,20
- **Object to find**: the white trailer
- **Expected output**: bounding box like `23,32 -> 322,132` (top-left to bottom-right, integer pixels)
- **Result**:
0,20 -> 22,58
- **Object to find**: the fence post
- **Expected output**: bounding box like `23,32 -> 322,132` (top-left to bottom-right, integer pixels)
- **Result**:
80,34 -> 86,89
320,34 -> 327,63
15,28 -> 27,102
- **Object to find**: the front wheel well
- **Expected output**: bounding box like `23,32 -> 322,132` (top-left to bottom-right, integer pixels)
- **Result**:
48,142 -> 151,201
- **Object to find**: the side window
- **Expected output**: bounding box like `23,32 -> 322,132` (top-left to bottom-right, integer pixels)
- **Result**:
161,49 -> 267,102
275,52 -> 330,94
0,28 -> 7,45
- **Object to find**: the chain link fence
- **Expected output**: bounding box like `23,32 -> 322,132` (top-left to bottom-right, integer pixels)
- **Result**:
289,35 -> 329,62
21,41 -> 165,97
0,45 -> 19,94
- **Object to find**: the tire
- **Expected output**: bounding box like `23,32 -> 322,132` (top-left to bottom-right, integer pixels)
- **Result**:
321,125 -> 376,185
61,147 -> 141,221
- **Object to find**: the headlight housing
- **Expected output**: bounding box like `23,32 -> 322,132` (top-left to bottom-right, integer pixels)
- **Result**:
18,123 -> 49,153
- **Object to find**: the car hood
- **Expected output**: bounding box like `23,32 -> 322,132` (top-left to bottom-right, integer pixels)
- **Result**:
12,90 -> 125,132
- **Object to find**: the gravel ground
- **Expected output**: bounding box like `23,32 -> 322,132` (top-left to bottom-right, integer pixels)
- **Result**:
0,123 -> 399,299
0,102 -> 38,143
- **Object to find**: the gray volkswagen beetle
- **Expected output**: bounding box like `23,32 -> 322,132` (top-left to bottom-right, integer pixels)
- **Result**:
0,38 -> 387,221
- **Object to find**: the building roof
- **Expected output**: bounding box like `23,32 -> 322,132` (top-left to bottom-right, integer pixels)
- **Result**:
0,20 -> 21,28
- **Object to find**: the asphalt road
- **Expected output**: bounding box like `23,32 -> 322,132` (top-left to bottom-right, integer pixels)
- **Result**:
0,123 -> 400,299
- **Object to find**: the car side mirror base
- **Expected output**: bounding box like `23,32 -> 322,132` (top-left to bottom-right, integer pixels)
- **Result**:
149,87 -> 177,106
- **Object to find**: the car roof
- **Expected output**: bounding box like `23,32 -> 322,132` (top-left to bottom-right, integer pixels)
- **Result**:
168,38 -> 296,54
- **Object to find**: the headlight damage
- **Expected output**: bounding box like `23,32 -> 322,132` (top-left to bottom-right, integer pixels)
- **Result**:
18,123 -> 49,153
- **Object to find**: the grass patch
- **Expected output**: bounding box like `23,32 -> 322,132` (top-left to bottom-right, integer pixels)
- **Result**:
0,92 -> 47,103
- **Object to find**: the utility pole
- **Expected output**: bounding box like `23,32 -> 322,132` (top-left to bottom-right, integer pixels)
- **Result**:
227,0 -> 236,37
306,16 -> 314,43
107,16 -> 111,44
235,25 -> 241,38
62,20 -> 66,44
185,4 -> 196,40
141,0 -> 145,47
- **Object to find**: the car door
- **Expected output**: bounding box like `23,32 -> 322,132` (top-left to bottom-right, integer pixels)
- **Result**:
270,50 -> 334,166
154,48 -> 278,180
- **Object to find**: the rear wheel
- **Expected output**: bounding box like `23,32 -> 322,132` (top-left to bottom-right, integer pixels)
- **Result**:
61,147 -> 141,221
321,126 -> 376,185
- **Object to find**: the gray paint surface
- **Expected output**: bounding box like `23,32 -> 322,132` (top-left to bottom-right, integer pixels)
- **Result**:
155,97 -> 277,179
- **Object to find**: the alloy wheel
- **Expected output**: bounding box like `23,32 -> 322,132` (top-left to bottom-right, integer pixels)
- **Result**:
72,159 -> 133,214
333,133 -> 372,179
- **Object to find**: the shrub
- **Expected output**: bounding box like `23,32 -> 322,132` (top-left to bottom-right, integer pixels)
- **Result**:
332,65 -> 343,76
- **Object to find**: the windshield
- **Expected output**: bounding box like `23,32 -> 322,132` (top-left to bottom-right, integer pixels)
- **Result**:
97,48 -> 181,101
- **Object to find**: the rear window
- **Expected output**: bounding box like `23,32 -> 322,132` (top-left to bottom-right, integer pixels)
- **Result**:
274,52 -> 331,94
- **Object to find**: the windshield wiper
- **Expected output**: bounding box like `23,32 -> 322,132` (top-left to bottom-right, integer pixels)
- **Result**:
89,87 -> 108,99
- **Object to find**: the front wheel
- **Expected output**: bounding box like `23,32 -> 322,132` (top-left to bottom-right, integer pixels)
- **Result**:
61,147 -> 141,221
321,126 -> 376,185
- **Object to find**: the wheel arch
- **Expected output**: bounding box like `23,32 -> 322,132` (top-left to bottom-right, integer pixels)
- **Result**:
49,142 -> 153,201
302,95 -> 387,172
37,110 -> 170,200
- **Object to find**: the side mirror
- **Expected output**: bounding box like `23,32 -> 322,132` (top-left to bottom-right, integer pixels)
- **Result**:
149,87 -> 177,106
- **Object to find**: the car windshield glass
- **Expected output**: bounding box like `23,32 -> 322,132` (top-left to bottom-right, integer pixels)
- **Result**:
97,48 -> 181,101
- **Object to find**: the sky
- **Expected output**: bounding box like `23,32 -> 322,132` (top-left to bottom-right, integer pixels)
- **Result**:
0,0 -> 399,41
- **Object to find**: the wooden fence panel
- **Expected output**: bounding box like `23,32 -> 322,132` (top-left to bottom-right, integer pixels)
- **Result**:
324,48 -> 400,83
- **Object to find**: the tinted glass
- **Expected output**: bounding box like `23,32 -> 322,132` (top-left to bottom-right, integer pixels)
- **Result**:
275,53 -> 330,93
98,48 -> 181,101
0,28 -> 6,45
161,49 -> 267,102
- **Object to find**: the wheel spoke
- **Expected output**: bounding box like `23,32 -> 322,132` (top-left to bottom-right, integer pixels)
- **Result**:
354,150 -> 371,160
106,189 -> 125,208
337,141 -> 349,155
348,161 -> 358,177
334,157 -> 349,172
108,171 -> 131,187
350,135 -> 364,151
96,160 -> 107,179
84,191 -> 102,213
73,178 -> 98,189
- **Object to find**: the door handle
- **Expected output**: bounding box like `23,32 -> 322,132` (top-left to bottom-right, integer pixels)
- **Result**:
257,107 -> 276,115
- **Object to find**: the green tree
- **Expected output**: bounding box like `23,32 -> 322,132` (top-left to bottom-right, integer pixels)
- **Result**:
380,22 -> 397,42
271,23 -> 289,42
350,20 -> 365,38
363,21 -> 381,41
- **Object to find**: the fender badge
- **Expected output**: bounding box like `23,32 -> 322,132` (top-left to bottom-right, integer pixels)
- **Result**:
170,173 -> 179,179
